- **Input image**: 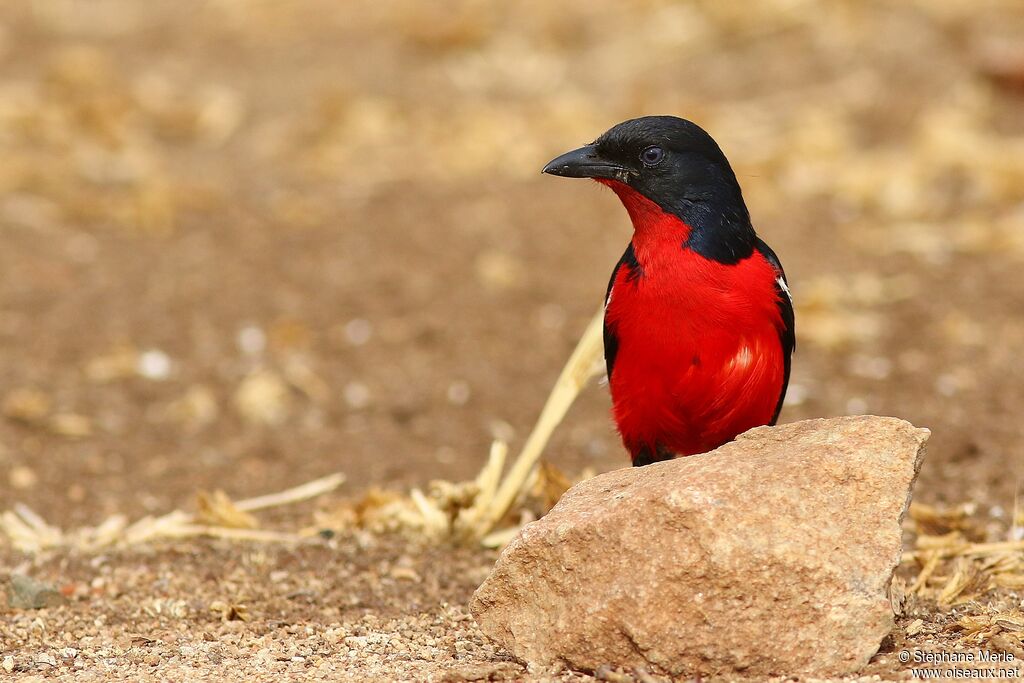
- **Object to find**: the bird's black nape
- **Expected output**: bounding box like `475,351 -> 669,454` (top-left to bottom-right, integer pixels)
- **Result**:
543,116 -> 757,265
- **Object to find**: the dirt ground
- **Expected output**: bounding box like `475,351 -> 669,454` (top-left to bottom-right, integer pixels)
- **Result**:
2,0 -> 1024,680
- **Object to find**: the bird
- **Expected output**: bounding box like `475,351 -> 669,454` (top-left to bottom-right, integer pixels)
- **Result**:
543,116 -> 795,466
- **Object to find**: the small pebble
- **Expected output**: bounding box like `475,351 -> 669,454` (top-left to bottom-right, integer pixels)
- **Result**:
446,380 -> 470,405
9,465 -> 37,490
237,326 -> 267,355
343,381 -> 371,409
137,349 -> 172,380
344,318 -> 373,346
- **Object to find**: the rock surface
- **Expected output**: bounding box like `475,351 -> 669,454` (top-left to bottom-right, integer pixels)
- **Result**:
471,416 -> 929,678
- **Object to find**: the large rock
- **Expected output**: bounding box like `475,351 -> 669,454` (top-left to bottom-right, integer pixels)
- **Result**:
471,416 -> 929,678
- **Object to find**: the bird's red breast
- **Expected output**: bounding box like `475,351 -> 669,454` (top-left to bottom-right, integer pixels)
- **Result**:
601,180 -> 789,462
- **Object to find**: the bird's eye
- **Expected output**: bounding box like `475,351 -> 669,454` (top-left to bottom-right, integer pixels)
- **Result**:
640,146 -> 665,166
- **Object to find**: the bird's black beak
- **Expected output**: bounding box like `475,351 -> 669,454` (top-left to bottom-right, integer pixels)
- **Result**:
542,144 -> 632,182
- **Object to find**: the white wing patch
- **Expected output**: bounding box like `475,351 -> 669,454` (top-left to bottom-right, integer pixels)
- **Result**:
605,284 -> 614,308
726,343 -> 755,372
776,275 -> 792,302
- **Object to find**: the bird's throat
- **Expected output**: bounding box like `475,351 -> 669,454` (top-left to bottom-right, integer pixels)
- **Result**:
598,179 -> 694,261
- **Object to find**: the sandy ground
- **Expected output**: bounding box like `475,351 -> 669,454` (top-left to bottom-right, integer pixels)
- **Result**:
2,0 -> 1024,680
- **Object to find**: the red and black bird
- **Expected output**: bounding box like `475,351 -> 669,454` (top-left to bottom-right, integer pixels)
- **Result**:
543,116 -> 795,466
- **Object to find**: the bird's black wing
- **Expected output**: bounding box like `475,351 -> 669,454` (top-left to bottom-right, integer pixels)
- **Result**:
754,238 -> 795,424
603,243 -> 643,380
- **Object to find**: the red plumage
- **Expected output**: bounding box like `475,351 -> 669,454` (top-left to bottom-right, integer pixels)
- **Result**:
602,181 -> 789,460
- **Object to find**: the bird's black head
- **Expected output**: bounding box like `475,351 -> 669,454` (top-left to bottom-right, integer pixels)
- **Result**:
543,116 -> 756,263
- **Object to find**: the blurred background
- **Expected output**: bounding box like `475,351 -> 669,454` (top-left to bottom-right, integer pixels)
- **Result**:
1,0 -> 1023,527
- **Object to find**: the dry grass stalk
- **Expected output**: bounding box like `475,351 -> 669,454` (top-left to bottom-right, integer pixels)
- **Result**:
196,490 -> 259,529
937,557 -> 989,607
909,501 -> 979,537
959,610 -> 1024,650
908,552 -> 942,595
233,472 -> 346,512
468,308 -> 604,538
906,537 -> 1024,562
0,472 -> 345,553
902,502 -> 1024,611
